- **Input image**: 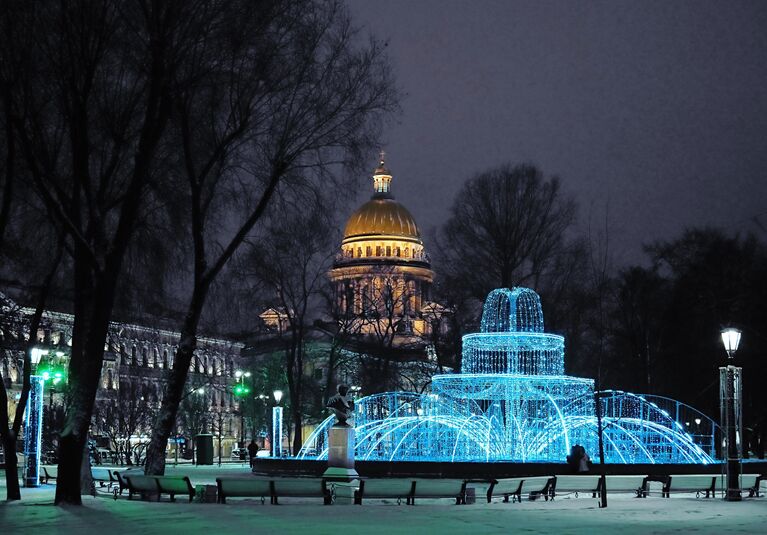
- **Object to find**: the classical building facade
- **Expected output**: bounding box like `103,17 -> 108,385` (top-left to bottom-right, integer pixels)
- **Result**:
0,292 -> 245,462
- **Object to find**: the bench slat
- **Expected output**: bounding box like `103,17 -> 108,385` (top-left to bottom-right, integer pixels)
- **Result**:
124,475 -> 159,501
411,479 -> 467,505
216,478 -> 272,503
355,478 -> 414,504
156,476 -> 194,502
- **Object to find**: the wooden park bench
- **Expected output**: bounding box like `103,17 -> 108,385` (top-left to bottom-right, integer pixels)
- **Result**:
755,474 -> 767,498
487,477 -> 523,503
156,476 -> 195,502
270,477 -> 333,505
712,474 -> 762,498
123,474 -> 160,501
488,476 -> 555,503
662,475 -> 716,498
410,478 -> 468,505
549,475 -> 601,499
216,477 -> 273,504
353,478 -> 415,505
598,475 -> 649,498
42,466 -> 58,484
112,470 -> 144,497
91,467 -> 113,489
742,474 -> 761,497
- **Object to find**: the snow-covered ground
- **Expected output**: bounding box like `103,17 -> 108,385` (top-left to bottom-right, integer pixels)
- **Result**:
1,474 -> 765,534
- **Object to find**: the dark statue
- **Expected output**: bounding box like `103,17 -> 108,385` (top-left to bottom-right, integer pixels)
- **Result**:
326,384 -> 355,426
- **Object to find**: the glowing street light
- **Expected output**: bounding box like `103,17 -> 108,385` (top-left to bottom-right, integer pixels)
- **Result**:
273,390 -> 283,404
30,348 -> 48,366
233,371 -> 252,446
719,327 -> 743,501
233,370 -> 252,396
720,328 -> 742,359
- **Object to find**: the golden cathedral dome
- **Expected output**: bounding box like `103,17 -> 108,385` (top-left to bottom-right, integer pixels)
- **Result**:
343,198 -> 420,239
342,154 -> 421,240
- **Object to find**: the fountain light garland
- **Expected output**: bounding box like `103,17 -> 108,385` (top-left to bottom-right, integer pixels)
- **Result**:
299,288 -> 717,464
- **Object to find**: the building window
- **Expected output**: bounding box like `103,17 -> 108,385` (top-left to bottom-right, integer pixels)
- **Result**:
357,247 -> 362,257
386,246 -> 391,256
162,350 -> 168,369
395,247 -> 401,257
404,248 -> 410,258
131,346 -> 137,366
366,245 -> 372,256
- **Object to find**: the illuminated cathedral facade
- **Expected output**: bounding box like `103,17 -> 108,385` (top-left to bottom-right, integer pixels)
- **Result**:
330,155 -> 447,345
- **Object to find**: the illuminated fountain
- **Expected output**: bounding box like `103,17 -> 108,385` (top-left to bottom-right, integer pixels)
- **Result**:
299,288 -> 717,464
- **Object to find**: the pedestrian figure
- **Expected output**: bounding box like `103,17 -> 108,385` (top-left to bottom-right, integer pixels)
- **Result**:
567,444 -> 590,473
578,445 -> 591,472
247,440 -> 258,468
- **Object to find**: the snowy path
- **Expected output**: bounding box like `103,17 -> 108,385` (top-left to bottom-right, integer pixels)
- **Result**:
1,482 -> 766,535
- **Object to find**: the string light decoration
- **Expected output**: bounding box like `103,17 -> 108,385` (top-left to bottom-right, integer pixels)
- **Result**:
299,288 -> 717,464
23,375 -> 44,486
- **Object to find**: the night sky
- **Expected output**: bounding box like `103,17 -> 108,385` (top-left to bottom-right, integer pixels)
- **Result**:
348,0 -> 767,265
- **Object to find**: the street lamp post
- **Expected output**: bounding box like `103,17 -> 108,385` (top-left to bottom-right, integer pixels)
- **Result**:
257,394 -> 268,449
233,371 -> 252,448
719,327 -> 743,501
272,390 -> 283,458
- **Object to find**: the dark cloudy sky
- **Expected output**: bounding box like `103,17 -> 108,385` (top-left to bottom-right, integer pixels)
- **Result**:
347,0 -> 767,265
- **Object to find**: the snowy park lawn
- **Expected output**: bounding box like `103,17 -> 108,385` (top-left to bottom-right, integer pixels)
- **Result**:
1,473 -> 766,535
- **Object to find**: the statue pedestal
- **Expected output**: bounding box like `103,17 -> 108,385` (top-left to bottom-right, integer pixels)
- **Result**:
323,425 -> 358,486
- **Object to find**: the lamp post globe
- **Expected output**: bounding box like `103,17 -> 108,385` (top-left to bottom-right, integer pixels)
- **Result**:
720,327 -> 742,359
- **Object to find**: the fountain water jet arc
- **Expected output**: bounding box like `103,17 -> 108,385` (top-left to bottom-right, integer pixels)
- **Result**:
299,288 -> 716,464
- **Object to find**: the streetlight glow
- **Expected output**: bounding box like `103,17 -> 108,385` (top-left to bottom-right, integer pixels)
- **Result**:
273,390 -> 283,404
720,327 -> 742,359
30,348 -> 48,366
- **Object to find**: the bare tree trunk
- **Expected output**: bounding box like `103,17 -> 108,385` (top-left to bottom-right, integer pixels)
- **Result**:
55,295 -> 114,504
144,287 -> 207,475
1,431 -> 20,499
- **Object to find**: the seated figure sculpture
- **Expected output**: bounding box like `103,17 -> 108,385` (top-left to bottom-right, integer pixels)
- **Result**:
326,384 -> 354,427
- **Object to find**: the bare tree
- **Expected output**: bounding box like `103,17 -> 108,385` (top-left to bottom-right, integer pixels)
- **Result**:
2,0 -> 242,504
241,194 -> 336,454
435,163 -> 577,303
318,283 -> 365,397
92,381 -> 156,466
144,0 -> 396,474
613,266 -> 669,392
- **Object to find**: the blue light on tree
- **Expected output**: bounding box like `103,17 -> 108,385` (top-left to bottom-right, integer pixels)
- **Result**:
299,288 -> 717,464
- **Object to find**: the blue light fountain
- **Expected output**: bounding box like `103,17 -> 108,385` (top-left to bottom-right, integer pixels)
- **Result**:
300,288 -> 716,464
